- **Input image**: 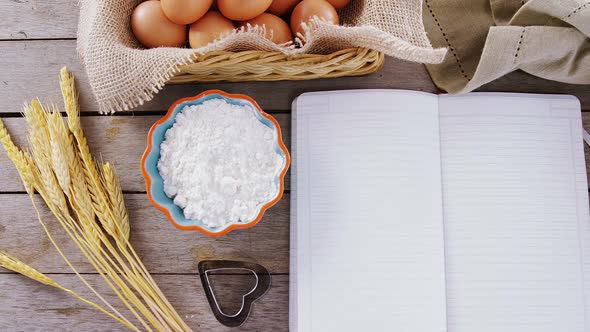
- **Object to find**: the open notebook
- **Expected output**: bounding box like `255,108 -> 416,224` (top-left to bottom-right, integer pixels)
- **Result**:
289,90 -> 590,332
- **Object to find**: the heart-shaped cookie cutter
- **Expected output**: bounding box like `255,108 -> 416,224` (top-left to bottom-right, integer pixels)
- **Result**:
198,260 -> 271,327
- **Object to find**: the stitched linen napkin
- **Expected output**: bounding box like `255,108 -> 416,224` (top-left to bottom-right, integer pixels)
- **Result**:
423,0 -> 590,93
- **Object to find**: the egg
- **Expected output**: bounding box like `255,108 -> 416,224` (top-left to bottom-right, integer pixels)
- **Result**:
267,0 -> 301,16
161,0 -> 214,25
325,0 -> 351,9
290,0 -> 339,36
131,0 -> 187,48
189,11 -> 235,48
239,13 -> 293,44
217,0 -> 273,21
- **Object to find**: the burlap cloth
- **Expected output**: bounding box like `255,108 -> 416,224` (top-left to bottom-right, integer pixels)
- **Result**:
423,0 -> 590,93
77,0 -> 447,113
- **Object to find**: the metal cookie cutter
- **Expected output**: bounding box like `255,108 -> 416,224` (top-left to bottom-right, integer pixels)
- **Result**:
198,260 -> 271,327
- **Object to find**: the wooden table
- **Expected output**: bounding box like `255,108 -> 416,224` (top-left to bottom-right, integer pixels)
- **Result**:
1,2 -> 589,331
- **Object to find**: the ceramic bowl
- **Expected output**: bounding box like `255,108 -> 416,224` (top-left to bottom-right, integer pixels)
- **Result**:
141,90 -> 290,237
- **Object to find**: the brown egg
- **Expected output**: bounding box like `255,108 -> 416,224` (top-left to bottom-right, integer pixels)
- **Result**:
217,0 -> 273,20
325,0 -> 350,9
267,0 -> 301,16
290,0 -> 339,36
161,0 -> 214,25
189,11 -> 235,48
239,13 -> 293,44
131,0 -> 187,48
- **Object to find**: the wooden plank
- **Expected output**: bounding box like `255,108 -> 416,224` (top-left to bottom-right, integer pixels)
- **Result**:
0,0 -> 78,40
0,41 -> 96,114
0,40 -> 437,114
0,194 -> 290,274
3,115 -> 586,274
0,115 -> 291,192
4,113 -> 590,192
0,273 -> 288,331
2,39 -> 588,113
477,70 -> 590,106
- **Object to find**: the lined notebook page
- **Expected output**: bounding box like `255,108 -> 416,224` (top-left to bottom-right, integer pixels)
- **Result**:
290,90 -> 447,332
439,94 -> 589,332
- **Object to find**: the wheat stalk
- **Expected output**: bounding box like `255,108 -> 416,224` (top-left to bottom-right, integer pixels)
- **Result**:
1,112 -> 145,331
1,124 -> 139,330
0,67 -> 192,332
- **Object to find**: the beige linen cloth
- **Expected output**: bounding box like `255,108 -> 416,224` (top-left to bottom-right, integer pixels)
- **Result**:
423,0 -> 590,93
77,0 -> 446,113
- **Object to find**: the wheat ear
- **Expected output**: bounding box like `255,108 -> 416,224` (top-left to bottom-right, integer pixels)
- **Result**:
0,119 -> 34,193
23,100 -> 51,156
65,130 -> 101,247
60,67 -> 80,130
102,163 -> 130,243
47,106 -> 74,194
23,101 -> 69,213
0,251 -> 135,331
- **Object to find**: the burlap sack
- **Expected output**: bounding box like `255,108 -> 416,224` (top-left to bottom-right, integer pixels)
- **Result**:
78,0 -> 447,113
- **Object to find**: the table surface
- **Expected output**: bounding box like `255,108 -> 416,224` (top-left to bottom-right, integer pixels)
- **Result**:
1,2 -> 590,331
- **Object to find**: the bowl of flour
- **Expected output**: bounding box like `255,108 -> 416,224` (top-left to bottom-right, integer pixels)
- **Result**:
141,90 -> 290,236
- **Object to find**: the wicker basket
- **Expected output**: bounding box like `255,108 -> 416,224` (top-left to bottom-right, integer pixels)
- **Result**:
167,48 -> 385,83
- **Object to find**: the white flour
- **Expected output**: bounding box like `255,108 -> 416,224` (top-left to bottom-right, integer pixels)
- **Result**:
157,99 -> 283,228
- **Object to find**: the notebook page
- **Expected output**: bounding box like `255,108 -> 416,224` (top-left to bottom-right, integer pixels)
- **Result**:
439,93 -> 588,332
290,90 -> 447,332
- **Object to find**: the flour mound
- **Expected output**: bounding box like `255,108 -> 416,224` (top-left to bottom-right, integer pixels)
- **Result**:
157,99 -> 283,228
